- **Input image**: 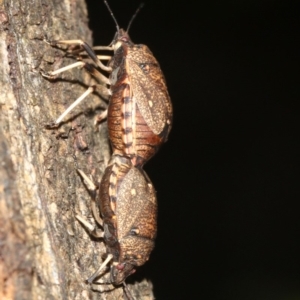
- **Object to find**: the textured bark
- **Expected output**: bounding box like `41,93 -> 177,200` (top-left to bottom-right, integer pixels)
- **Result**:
0,0 -> 154,299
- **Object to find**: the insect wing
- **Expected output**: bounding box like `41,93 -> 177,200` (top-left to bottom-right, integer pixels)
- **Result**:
116,167 -> 157,240
128,45 -> 173,137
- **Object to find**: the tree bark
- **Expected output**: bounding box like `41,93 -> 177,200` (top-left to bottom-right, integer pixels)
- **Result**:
0,0 -> 154,299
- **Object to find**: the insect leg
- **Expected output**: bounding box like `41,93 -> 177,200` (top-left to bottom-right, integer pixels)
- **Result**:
76,169 -> 103,237
123,282 -> 135,300
41,61 -> 85,79
77,169 -> 103,226
94,109 -> 108,125
42,41 -> 112,124
41,59 -> 111,86
76,53 -> 111,61
51,39 -> 112,72
96,55 -> 111,61
84,63 -> 111,87
80,64 -> 111,124
92,46 -> 113,51
76,215 -> 103,238
77,168 -> 97,192
55,86 -> 95,124
87,253 -> 114,284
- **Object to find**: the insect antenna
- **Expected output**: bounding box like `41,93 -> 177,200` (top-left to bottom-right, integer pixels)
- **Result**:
103,0 -> 120,31
126,3 -> 144,33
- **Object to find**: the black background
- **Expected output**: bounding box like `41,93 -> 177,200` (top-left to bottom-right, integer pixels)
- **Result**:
85,1 -> 299,299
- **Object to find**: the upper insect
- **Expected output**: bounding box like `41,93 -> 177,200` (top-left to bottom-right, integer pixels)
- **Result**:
42,1 -> 172,167
104,2 -> 173,166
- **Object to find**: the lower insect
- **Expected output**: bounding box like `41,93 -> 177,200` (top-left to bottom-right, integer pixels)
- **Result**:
77,154 -> 157,285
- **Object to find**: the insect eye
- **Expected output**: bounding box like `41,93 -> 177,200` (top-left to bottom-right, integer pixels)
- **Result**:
139,63 -> 150,73
130,227 -> 139,235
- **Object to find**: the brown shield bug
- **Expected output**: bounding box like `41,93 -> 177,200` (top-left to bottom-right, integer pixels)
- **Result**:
42,0 -> 173,167
98,154 -> 157,284
77,154 -> 157,285
106,7 -> 173,166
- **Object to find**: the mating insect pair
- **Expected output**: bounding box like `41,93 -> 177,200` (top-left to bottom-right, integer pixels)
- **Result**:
42,0 -> 172,290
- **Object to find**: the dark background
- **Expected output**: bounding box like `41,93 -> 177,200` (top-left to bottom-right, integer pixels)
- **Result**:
85,1 -> 299,299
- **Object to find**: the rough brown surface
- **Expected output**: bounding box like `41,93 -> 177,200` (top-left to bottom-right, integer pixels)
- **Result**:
0,0 -> 154,299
